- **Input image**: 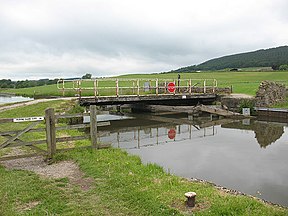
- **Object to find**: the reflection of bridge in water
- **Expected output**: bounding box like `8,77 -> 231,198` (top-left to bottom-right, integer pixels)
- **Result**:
97,115 -> 225,149
96,114 -> 286,149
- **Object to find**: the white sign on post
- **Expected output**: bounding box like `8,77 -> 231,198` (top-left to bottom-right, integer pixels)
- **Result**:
242,108 -> 250,116
13,116 -> 44,123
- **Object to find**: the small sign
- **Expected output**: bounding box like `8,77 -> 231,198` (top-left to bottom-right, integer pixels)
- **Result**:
13,116 -> 44,123
167,82 -> 176,93
144,82 -> 150,92
168,128 -> 176,139
242,108 -> 250,116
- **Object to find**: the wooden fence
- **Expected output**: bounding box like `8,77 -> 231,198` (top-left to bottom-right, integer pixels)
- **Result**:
0,105 -> 108,161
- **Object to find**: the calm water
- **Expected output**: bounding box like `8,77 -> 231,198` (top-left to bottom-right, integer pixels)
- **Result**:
0,95 -> 33,104
98,114 -> 288,207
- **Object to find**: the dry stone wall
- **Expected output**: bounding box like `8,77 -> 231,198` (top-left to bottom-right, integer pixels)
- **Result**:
255,81 -> 287,107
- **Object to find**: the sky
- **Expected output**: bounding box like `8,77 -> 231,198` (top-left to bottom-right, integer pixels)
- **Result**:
0,0 -> 288,80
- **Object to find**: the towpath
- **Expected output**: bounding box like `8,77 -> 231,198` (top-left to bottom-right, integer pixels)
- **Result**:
0,97 -> 77,112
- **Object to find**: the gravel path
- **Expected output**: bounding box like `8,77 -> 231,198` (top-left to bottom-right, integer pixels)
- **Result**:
224,93 -> 254,98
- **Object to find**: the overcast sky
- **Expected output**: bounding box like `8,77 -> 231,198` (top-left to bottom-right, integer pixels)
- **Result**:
0,0 -> 288,80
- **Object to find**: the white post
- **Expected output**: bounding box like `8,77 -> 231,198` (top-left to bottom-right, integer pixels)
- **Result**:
156,79 -> 159,96
116,79 -> 119,97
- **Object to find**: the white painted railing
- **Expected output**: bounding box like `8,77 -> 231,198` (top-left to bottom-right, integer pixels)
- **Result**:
57,78 -> 218,97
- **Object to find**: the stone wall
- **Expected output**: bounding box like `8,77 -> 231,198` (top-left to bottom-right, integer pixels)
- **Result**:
255,81 -> 287,107
221,97 -> 255,112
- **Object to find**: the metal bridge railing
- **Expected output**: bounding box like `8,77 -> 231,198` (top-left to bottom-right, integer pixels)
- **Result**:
57,78 -> 218,97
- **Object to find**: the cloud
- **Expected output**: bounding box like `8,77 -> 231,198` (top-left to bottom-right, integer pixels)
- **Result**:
0,0 -> 287,80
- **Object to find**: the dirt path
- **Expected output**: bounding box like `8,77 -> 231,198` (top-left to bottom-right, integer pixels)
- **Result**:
1,151 -> 93,191
225,93 -> 254,98
0,97 -> 78,112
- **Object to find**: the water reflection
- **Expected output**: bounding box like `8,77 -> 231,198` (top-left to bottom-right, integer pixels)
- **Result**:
98,117 -> 217,149
222,120 -> 285,148
97,114 -> 288,206
98,114 -> 285,149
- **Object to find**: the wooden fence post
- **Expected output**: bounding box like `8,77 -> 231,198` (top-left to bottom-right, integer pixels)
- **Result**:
156,79 -> 159,96
45,108 -> 56,160
90,105 -> 98,148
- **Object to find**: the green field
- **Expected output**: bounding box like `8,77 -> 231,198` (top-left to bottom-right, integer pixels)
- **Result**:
1,71 -> 288,97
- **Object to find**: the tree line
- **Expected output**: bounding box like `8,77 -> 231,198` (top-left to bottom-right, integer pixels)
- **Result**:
0,74 -> 93,89
0,79 -> 58,89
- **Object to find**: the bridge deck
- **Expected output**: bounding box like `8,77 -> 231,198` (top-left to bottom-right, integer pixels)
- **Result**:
79,94 -> 217,106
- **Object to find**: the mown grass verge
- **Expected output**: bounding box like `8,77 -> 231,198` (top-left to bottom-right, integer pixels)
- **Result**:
0,100 -> 287,215
1,71 -> 288,97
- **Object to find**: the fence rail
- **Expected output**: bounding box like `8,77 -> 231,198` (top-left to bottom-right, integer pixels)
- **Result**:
57,78 -> 220,97
0,105 -> 106,161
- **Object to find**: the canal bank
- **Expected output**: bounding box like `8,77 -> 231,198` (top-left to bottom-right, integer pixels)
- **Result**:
97,113 -> 288,207
0,100 -> 287,215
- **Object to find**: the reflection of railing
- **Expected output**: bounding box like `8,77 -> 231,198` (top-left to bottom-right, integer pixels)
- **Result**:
99,124 -> 216,150
57,78 -> 219,97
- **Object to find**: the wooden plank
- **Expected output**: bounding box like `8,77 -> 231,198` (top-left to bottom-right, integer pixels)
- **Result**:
0,118 -> 13,123
0,122 -> 109,136
8,139 -> 47,147
146,105 -> 196,113
90,105 -> 98,148
0,128 -> 45,136
56,124 -> 90,131
79,94 -> 217,106
56,135 -> 89,142
55,121 -> 110,131
0,121 -> 40,149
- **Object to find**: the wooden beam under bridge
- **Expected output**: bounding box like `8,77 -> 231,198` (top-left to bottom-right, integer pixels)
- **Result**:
132,104 -> 249,119
79,94 -> 217,106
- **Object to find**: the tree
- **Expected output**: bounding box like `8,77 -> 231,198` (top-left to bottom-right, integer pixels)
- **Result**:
279,64 -> 288,71
82,73 -> 92,79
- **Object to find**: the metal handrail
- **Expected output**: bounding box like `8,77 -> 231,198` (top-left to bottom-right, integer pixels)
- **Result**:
57,78 -> 218,97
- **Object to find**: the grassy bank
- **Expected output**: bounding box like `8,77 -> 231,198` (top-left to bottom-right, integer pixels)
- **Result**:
1,71 -> 288,97
0,101 -> 287,215
0,148 -> 287,215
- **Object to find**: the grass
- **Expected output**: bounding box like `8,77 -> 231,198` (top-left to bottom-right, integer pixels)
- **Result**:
0,100 -> 90,153
0,148 -> 287,215
1,71 -> 288,97
0,100 -> 287,215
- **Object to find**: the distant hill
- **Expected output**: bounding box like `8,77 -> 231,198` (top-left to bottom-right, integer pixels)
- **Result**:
172,46 -> 288,72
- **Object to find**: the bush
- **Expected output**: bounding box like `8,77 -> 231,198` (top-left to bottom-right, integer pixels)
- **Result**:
238,99 -> 256,115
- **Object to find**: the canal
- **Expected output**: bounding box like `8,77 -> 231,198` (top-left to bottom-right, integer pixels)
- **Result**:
0,95 -> 33,104
98,113 -> 288,207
